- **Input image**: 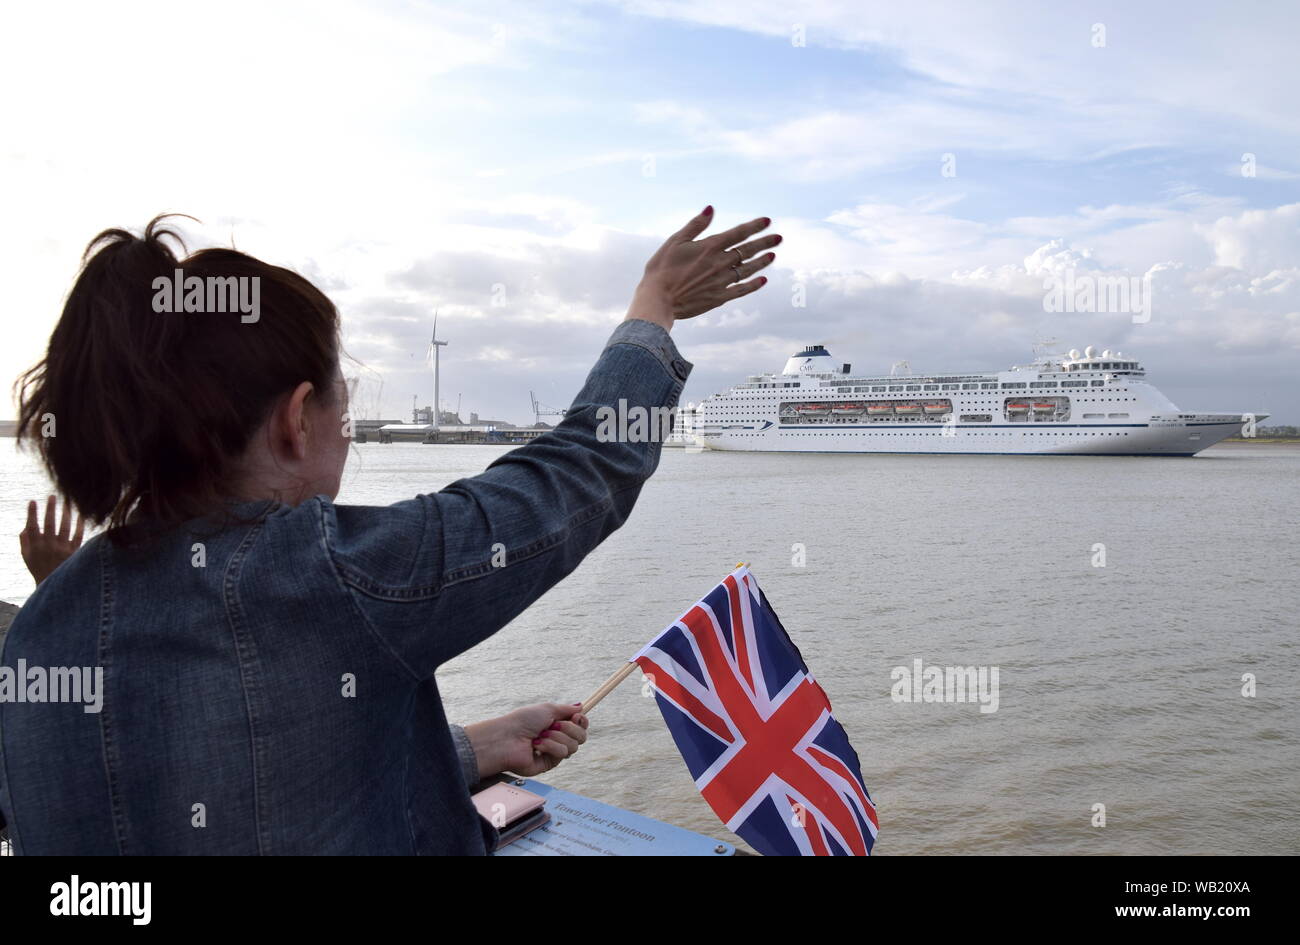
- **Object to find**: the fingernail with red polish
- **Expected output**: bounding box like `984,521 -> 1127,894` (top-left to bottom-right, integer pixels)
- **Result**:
773,235 -> 783,244
532,738 -> 543,745
761,217 -> 771,225
760,276 -> 768,285
703,205 -> 713,216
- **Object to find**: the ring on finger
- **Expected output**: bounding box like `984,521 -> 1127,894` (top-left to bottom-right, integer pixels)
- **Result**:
730,264 -> 742,282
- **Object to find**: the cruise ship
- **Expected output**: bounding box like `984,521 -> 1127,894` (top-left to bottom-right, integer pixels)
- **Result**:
684,344 -> 1265,456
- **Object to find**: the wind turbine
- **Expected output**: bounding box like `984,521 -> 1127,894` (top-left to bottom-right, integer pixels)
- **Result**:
426,311 -> 448,431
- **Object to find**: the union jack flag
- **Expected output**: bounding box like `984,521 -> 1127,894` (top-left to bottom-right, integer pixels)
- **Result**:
632,566 -> 878,856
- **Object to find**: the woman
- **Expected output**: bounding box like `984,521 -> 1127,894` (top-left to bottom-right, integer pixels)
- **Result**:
0,206 -> 778,854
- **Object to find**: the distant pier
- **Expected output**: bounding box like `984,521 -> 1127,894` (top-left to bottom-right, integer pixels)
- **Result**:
351,419 -> 553,445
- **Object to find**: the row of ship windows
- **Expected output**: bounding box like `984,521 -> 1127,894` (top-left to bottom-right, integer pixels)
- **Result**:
836,381 -> 1110,392
723,386 -> 1131,400
780,412 -> 1130,419
749,378 -> 1128,391
712,402 -> 1128,418
712,396 -> 1135,411
724,431 -> 1134,437
746,380 -> 1114,393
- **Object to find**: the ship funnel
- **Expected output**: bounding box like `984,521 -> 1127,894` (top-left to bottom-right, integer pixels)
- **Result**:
781,345 -> 839,376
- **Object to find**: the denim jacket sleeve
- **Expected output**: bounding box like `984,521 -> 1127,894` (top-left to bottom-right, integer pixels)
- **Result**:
322,318 -> 692,679
448,723 -> 480,792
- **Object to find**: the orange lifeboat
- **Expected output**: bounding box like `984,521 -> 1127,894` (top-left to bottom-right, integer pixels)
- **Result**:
795,403 -> 830,416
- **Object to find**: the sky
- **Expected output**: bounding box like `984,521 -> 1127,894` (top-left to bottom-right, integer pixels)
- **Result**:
2,0 -> 1297,425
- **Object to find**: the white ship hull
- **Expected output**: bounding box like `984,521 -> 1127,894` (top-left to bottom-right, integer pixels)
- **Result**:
684,344 -> 1265,457
695,415 -> 1248,456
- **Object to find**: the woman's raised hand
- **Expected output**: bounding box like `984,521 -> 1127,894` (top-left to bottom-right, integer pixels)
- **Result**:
625,207 -> 781,330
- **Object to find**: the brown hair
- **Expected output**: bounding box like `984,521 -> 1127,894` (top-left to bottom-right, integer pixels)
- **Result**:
15,215 -> 341,544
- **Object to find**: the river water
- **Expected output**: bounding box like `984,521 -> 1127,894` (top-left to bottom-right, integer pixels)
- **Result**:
3,439 -> 1297,854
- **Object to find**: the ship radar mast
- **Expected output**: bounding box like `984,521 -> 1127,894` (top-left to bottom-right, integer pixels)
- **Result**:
1032,337 -> 1064,368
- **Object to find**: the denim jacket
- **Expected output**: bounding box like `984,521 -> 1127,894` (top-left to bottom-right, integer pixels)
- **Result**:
0,318 -> 691,854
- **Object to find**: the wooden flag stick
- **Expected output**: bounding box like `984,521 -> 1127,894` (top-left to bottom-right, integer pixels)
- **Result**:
578,562 -> 751,714
580,662 -> 638,713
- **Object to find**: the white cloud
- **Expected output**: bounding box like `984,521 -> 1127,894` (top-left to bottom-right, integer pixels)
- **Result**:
1196,203 -> 1300,272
